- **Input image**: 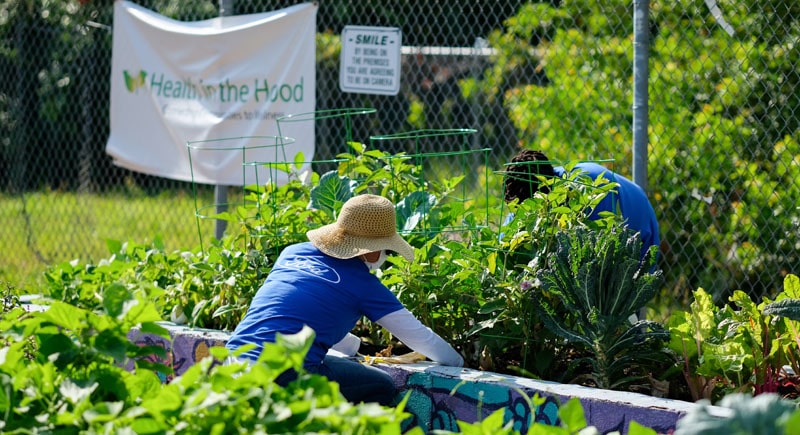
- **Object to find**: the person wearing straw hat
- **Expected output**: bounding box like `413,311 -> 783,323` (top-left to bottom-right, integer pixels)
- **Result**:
503,149 -> 660,262
225,194 -> 464,406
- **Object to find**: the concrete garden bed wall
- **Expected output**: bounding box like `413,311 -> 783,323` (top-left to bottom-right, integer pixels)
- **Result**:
127,322 -> 714,434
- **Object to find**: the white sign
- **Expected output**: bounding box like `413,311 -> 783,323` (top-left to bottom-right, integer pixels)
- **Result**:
339,26 -> 401,95
106,1 -> 317,186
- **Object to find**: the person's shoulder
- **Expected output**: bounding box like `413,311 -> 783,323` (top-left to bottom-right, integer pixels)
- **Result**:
282,241 -> 316,254
273,242 -> 323,264
574,162 -> 610,173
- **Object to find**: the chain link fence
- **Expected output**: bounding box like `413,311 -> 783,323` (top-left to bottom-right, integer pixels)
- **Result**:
2,0 -> 799,312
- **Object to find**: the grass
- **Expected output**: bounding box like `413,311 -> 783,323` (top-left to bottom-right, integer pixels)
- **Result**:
0,187 -> 217,291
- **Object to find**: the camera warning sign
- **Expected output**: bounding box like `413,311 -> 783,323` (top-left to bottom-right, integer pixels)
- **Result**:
339,26 -> 401,96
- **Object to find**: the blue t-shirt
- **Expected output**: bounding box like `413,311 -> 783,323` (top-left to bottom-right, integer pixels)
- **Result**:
554,163 -> 660,258
226,242 -> 404,365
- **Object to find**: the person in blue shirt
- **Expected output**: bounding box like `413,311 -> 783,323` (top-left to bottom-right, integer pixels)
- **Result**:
226,194 -> 463,406
504,149 -> 660,262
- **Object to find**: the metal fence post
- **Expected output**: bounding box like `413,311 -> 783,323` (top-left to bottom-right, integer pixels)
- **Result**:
214,0 -> 235,240
632,0 -> 649,191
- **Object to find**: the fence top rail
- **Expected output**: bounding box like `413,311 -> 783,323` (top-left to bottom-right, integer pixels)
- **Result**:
400,46 -> 496,57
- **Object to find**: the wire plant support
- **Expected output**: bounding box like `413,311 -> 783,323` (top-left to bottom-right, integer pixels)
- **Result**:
187,108 -> 380,255
369,128 -> 491,237
277,107 -> 378,171
187,118 -> 494,259
187,135 -> 296,253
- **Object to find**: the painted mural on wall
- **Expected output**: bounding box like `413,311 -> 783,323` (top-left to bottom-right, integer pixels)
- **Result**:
127,325 -> 684,434
395,369 -> 560,433
127,327 -> 227,383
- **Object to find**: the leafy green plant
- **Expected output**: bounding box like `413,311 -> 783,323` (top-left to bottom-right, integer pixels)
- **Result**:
41,238 -> 273,331
440,395 -> 659,435
529,397 -> 658,435
530,225 -> 669,391
762,278 -> 800,378
464,164 -> 625,378
666,288 -> 725,402
0,290 -> 423,433
381,225 -> 499,364
444,408 -> 519,434
498,161 -> 620,270
0,286 -> 171,432
668,274 -> 800,402
112,327 -> 419,434
32,138 -> 681,402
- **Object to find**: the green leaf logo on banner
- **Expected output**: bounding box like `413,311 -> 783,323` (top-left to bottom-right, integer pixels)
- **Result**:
123,70 -> 147,93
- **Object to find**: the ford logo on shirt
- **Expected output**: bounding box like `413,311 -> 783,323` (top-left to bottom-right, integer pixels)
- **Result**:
281,255 -> 341,283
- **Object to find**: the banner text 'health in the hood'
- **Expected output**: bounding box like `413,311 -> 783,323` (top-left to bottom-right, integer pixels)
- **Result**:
146,73 -> 306,104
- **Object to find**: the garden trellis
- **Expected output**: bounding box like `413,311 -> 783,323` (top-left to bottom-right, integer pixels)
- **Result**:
187,115 -> 491,255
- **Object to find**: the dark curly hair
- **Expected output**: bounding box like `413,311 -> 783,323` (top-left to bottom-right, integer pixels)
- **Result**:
504,150 -> 557,203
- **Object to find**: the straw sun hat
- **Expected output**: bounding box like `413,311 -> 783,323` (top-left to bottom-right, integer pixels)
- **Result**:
307,194 -> 415,262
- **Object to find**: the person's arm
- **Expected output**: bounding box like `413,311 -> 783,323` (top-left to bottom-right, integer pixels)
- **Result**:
376,308 -> 464,367
329,332 -> 361,357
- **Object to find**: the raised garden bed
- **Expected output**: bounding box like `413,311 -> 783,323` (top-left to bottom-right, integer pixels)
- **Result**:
127,321 -> 721,433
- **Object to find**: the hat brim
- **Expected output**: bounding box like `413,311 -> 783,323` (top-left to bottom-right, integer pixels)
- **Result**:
307,223 -> 415,262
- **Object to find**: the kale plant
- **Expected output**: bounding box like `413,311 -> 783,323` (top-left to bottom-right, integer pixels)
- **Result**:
531,225 -> 670,391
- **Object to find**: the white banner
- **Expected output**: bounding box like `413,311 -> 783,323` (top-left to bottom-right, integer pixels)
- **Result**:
107,1 -> 317,186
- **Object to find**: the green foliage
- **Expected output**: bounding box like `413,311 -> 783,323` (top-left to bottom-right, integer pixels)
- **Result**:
668,274 -> 800,402
526,397 -> 657,435
380,227 -> 497,360
0,292 -> 419,433
120,326 -> 416,434
666,288 -> 724,402
530,225 -> 669,390
377,163 -> 631,374
0,289 -> 170,432
499,161 -> 622,270
433,394 -> 657,435
446,408 -> 518,434
763,274 -> 800,322
485,0 -> 800,316
308,171 -> 358,218
762,298 -> 800,322
38,135 -> 677,395
37,139 -> 677,398
41,142 -> 469,333
465,168 -> 623,380
42,238 -> 273,331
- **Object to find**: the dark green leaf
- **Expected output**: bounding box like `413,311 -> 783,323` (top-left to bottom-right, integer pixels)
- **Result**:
102,283 -> 131,318
763,299 -> 800,321
95,329 -> 128,362
478,299 -> 507,314
396,191 -> 437,233
309,171 -> 358,219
